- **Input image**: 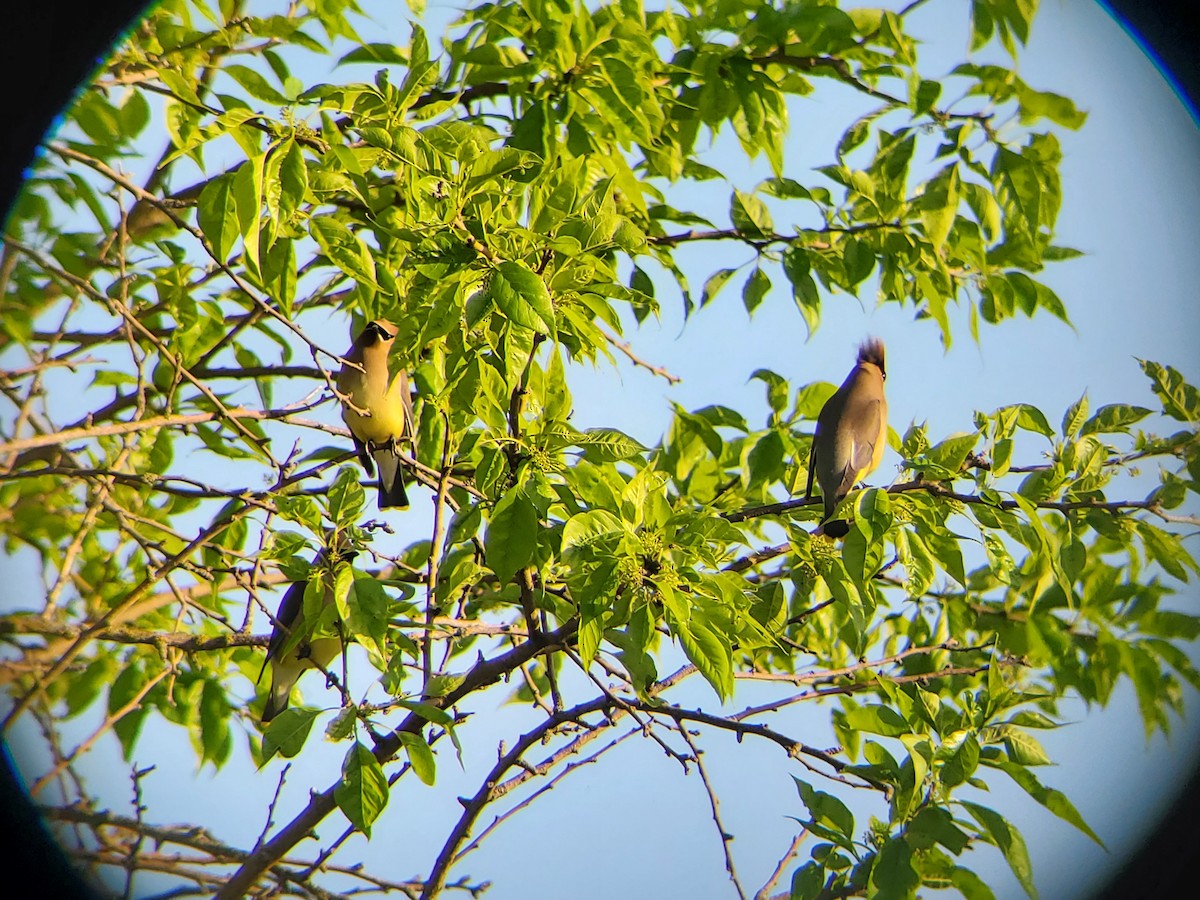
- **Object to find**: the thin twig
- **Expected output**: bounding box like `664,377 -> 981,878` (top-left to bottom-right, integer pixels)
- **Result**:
601,329 -> 681,384
676,723 -> 748,900
755,830 -> 809,900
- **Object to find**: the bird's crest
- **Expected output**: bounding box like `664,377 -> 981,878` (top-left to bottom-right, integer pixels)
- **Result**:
857,338 -> 886,376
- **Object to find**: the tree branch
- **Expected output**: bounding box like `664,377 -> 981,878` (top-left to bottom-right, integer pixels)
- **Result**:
215,619 -> 580,899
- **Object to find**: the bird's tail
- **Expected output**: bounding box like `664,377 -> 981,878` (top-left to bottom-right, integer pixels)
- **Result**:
817,488 -> 851,538
261,685 -> 289,724
818,519 -> 851,538
372,445 -> 409,509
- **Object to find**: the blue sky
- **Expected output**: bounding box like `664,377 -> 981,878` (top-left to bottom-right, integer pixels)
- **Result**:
5,1 -> 1199,898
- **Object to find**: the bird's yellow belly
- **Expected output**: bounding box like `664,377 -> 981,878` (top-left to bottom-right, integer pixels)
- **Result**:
305,636 -> 342,672
342,391 -> 406,444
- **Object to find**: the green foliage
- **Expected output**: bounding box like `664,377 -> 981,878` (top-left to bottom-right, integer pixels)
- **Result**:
0,0 -> 1196,898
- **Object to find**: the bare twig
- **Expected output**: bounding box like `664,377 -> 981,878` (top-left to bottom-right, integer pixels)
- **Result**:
676,723 -> 748,900
601,328 -> 681,384
755,830 -> 809,900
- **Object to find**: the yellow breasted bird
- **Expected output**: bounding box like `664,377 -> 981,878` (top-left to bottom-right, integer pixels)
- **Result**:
336,319 -> 414,509
258,542 -> 356,723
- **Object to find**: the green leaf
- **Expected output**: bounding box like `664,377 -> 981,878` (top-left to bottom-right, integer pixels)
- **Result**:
730,188 -> 773,238
782,246 -> 820,336
224,64 -> 291,104
327,466 -> 366,527
489,261 -> 557,336
961,801 -> 1037,899
984,758 -> 1105,847
398,731 -> 437,785
790,862 -> 825,900
1007,404 -> 1055,439
1061,393 -> 1088,438
389,699 -> 458,730
869,837 -> 919,900
837,109 -> 882,160
745,430 -> 785,488
64,657 -> 115,718
464,148 -> 536,193
561,509 -> 624,552
574,427 -> 647,462
325,706 -> 356,742
794,382 -> 837,420
334,742 -> 389,838
937,730 -> 980,786
198,679 -> 231,767
1000,727 -> 1050,766
423,673 -> 466,699
994,146 -> 1042,235
485,488 -> 539,586
920,164 -> 959,250
276,138 -> 308,223
842,237 -> 875,286
261,708 -> 321,760
735,70 -> 788,174
906,806 -> 969,855
197,175 -> 239,263
750,369 -> 789,415
742,266 -> 771,315
700,267 -> 737,307
924,431 -> 979,476
951,865 -> 998,900
794,778 -> 855,840
347,576 -> 390,660
310,216 -> 379,288
1060,538 -> 1086,583
912,78 -> 942,114
981,531 -> 1015,583
666,594 -> 733,700
924,530 -> 967,587
1139,359 -> 1200,423
338,42 -> 409,65
1080,404 -> 1152,435
842,704 -> 910,737
230,159 -> 263,281
1017,84 -> 1087,129
1137,520 -> 1197,581
577,609 -> 604,668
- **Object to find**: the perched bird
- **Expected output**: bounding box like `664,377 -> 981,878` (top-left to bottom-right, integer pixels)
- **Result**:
258,542 -> 356,724
99,178 -> 209,260
336,319 -> 414,509
805,338 -> 889,538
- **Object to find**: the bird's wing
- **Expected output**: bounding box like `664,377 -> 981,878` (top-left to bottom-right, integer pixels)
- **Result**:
258,579 -> 305,683
390,368 -> 415,445
349,431 -> 374,475
845,397 -> 884,479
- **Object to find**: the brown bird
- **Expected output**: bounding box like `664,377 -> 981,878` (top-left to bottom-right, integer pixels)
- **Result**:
336,320 -> 414,509
805,338 -> 889,538
258,541 -> 357,724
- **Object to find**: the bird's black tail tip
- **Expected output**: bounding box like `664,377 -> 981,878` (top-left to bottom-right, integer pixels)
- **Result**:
377,478 -> 410,510
261,697 -> 285,724
819,519 -> 851,539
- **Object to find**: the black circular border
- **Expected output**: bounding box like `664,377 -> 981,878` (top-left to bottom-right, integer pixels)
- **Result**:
2,2 -> 1197,898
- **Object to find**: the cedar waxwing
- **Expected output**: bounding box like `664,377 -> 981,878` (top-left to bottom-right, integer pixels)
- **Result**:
258,542 -> 357,724
805,338 -> 888,538
336,319 -> 414,509
99,179 -> 209,259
